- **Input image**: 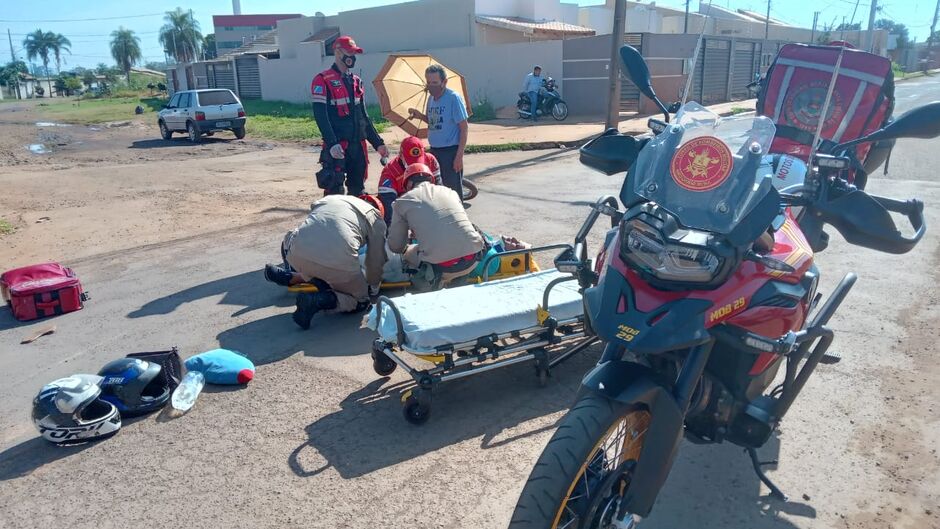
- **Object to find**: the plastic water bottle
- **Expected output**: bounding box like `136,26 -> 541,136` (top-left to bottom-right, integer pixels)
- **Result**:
171,371 -> 205,412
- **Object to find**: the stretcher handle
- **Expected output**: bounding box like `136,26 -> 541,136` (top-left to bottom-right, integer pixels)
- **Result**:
481,243 -> 573,282
374,295 -> 406,346
542,275 -> 578,317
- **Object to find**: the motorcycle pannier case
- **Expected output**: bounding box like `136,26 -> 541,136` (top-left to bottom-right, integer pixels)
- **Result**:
1,262 -> 88,321
757,43 -> 894,183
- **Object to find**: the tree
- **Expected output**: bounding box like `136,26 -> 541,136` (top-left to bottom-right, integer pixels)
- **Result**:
836,22 -> 862,31
0,61 -> 28,97
82,69 -> 97,87
875,19 -> 911,49
50,33 -> 71,75
159,8 -> 203,63
23,29 -> 55,96
110,27 -> 142,81
203,33 -> 217,60
145,60 -> 169,71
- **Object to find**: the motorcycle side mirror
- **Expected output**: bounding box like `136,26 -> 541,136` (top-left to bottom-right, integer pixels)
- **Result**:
619,45 -> 670,122
836,101 -> 940,150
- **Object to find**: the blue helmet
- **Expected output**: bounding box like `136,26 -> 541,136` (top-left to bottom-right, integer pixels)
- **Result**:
98,358 -> 171,416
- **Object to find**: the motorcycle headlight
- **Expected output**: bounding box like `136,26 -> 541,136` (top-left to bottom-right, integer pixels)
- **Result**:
620,218 -> 723,284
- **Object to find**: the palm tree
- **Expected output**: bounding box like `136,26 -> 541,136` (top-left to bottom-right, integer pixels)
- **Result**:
50,33 -> 71,75
110,27 -> 142,82
159,8 -> 202,63
23,29 -> 54,96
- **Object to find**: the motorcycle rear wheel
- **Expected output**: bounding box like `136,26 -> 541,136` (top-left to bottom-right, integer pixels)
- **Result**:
552,102 -> 569,121
510,394 -> 650,529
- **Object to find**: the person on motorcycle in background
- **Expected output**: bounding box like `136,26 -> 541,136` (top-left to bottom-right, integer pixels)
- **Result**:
388,163 -> 484,290
522,65 -> 542,122
378,136 -> 441,224
263,194 -> 387,330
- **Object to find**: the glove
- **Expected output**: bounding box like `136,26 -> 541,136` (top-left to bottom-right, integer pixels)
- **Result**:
329,143 -> 345,159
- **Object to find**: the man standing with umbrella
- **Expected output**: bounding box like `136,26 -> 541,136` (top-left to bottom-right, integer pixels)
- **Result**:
408,64 -> 469,202
311,35 -> 389,196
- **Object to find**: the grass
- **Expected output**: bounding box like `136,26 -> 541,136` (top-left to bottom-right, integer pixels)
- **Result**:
729,106 -> 752,115
465,143 -> 524,154
469,98 -> 497,122
34,94 -> 391,142
35,96 -> 154,124
0,219 -> 15,236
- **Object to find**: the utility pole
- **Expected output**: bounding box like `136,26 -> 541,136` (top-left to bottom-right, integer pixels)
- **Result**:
684,0 -> 690,34
840,16 -> 847,41
810,11 -> 820,44
929,0 -> 940,69
606,0 -> 627,130
7,29 -> 15,62
866,0 -> 878,52
764,0 -> 771,41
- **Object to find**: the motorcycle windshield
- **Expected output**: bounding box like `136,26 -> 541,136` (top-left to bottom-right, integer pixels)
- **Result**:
631,102 -> 777,234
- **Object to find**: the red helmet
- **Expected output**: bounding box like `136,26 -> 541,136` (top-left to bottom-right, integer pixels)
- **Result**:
403,163 -> 433,188
358,194 -> 385,219
400,136 -> 428,165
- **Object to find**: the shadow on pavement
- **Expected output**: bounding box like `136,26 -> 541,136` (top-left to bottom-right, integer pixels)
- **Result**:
129,137 -> 235,149
0,437 -> 98,481
127,270 -> 291,319
288,347 -> 600,480
216,310 -> 376,365
465,148 -> 574,181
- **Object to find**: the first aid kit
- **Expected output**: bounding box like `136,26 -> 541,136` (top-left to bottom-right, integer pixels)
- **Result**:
1,262 -> 88,321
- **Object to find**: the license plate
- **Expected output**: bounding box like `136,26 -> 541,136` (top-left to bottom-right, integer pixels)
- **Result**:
215,121 -> 231,127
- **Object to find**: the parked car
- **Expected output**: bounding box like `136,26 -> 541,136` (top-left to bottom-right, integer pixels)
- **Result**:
158,89 -> 247,143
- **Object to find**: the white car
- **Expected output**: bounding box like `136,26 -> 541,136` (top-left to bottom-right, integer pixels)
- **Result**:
158,89 -> 247,143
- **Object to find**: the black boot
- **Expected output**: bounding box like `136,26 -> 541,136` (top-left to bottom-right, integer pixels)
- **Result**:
292,290 -> 338,330
264,264 -> 293,286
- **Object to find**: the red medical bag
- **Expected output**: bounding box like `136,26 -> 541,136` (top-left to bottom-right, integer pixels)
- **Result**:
1,262 -> 88,321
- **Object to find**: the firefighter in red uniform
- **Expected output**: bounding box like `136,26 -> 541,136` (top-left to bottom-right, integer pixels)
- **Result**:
311,35 -> 389,196
377,136 -> 441,224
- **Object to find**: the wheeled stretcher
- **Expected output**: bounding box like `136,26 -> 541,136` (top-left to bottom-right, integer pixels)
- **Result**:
366,245 -> 598,424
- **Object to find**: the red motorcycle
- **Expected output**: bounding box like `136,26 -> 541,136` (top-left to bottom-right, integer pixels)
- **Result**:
509,46 -> 940,529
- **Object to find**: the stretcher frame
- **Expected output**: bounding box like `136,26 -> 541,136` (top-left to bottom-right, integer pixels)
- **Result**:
369,245 -> 599,424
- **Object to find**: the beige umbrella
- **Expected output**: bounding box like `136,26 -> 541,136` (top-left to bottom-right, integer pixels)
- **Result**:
372,54 -> 472,139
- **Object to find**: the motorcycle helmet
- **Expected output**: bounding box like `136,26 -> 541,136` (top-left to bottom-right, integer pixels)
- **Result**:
32,374 -> 121,444
545,77 -> 556,91
98,358 -> 171,416
358,194 -> 386,221
403,162 -> 434,189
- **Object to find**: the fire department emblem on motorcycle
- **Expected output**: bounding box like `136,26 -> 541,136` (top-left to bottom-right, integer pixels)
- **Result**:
670,136 -> 733,192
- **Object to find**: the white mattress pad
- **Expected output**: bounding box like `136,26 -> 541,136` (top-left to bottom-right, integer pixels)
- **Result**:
367,270 -> 583,353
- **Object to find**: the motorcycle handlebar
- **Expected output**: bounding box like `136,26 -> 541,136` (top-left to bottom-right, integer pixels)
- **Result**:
872,194 -> 926,246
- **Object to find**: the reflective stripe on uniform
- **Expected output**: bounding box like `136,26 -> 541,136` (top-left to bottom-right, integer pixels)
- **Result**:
312,95 -> 327,104
330,97 -> 350,106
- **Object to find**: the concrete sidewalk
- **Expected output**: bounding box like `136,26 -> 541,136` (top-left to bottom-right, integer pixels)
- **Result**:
379,99 -> 757,149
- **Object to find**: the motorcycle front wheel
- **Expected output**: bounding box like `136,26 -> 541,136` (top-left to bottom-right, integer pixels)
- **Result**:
510,394 -> 650,529
462,180 -> 478,201
552,102 -> 569,121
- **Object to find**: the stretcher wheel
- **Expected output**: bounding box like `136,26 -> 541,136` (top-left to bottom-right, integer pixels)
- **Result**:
372,352 -> 397,377
402,389 -> 431,425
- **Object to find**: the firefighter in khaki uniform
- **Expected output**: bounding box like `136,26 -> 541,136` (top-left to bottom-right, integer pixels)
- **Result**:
311,35 -> 389,196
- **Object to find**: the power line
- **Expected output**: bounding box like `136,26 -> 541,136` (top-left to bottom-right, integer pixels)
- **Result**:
0,13 -> 165,23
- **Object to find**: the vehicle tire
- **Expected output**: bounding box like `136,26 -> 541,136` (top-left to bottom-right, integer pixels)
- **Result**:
552,102 -> 569,121
462,180 -> 479,201
187,121 -> 201,144
510,394 -> 651,529
233,126 -> 246,139
159,120 -> 172,140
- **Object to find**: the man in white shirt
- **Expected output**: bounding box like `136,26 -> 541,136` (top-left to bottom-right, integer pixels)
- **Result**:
522,65 -> 543,122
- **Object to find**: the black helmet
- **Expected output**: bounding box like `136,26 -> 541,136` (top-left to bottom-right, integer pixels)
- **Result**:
32,375 -> 122,444
98,358 -> 171,416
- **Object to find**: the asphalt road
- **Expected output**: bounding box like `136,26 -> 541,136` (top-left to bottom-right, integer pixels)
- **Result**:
1,76 -> 940,529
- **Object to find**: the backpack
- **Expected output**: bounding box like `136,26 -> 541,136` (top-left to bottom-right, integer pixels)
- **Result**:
757,43 -> 894,187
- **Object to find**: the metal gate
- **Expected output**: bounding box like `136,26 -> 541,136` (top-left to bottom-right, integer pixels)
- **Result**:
619,33 -> 643,112
692,38 -> 731,105
208,62 -> 235,92
235,56 -> 262,99
731,41 -> 759,99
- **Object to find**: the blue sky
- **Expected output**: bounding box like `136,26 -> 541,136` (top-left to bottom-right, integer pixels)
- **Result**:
1,0 -> 934,69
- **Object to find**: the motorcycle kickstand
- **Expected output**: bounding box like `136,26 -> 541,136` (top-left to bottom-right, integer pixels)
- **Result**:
746,447 -> 788,501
